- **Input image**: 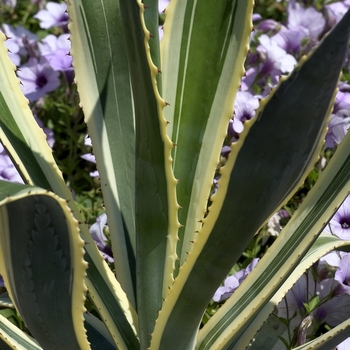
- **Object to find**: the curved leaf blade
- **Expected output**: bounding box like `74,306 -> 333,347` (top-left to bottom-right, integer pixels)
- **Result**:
198,107 -> 350,349
0,314 -> 42,350
0,182 -> 88,349
119,0 -> 178,347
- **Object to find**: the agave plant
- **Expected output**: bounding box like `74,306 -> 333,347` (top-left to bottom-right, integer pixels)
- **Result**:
1,0 -> 350,349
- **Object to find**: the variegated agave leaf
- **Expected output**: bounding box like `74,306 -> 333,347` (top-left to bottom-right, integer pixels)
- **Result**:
0,182 -> 88,349
152,6 -> 350,350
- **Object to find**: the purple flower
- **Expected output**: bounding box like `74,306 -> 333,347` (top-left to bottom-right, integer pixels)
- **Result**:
242,34 -> 297,93
325,115 -> 350,149
17,57 -> 60,102
333,90 -> 350,116
2,24 -> 38,66
277,269 -> 350,339
325,89 -> 350,149
319,251 -> 344,267
234,91 -> 259,124
287,0 -> 325,40
0,275 -> 4,288
337,337 -> 350,350
241,67 -> 258,92
256,19 -> 280,32
318,251 -> 346,280
277,272 -> 315,328
325,195 -> 350,240
39,34 -> 72,72
0,115 -> 54,184
326,1 -> 350,28
34,2 -> 69,30
313,279 -> 350,327
267,209 -> 290,236
0,144 -> 23,184
227,91 -> 259,142
257,34 -> 297,76
159,0 -> 169,13
220,145 -> 231,158
90,214 -> 114,263
252,14 -> 262,22
81,135 -> 99,177
34,116 -> 55,148
213,259 -> 259,302
335,254 -> 350,295
272,27 -> 305,57
158,0 -> 170,40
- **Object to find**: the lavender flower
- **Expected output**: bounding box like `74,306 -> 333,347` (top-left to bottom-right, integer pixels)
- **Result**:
242,34 -> 297,93
277,270 -> 349,336
277,271 -> 316,329
325,195 -> 350,240
158,0 -> 170,40
287,0 -> 325,40
89,214 -> 114,263
313,279 -> 350,327
17,57 -> 60,102
81,135 -> 99,177
34,116 -> 55,148
227,91 -> 259,143
257,34 -> 297,78
256,19 -> 280,32
232,91 -> 259,130
2,24 -> 38,66
277,252 -> 350,348
335,254 -> 350,295
326,0 -> 350,28
337,337 -> 350,350
34,2 -> 69,30
0,115 -> 54,184
159,0 -> 169,13
325,89 -> 350,148
318,250 -> 346,280
271,27 -> 305,57
39,34 -> 72,72
325,115 -> 350,149
267,209 -> 290,236
213,259 -> 259,302
220,145 -> 231,158
0,144 -> 23,184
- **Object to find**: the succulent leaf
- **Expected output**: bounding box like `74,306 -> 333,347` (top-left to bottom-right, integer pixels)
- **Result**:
0,10 -> 140,348
66,0 -> 138,308
152,7 -> 350,350
160,0 -> 255,268
0,183 -> 88,349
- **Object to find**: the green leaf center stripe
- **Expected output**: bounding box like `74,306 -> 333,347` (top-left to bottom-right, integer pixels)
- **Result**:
0,314 -> 41,350
78,5 -> 97,74
0,186 -> 90,349
172,0 -> 197,168
160,0 -> 253,272
73,0 -> 138,306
